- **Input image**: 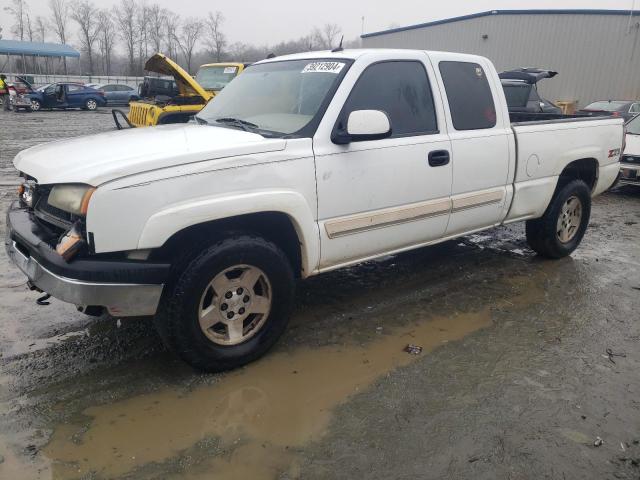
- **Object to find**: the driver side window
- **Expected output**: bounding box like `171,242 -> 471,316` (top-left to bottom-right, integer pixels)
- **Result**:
340,61 -> 438,138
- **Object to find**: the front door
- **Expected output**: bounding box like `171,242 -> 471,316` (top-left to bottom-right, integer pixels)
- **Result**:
313,55 -> 453,270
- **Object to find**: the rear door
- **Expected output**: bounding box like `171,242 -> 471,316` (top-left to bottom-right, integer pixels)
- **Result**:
430,55 -> 513,236
65,84 -> 84,107
313,53 -> 453,269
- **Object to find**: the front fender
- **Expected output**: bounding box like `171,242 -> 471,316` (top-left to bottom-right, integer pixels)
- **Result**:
137,189 -> 320,277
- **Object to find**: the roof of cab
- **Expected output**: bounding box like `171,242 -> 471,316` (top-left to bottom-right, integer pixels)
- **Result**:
254,48 -> 488,66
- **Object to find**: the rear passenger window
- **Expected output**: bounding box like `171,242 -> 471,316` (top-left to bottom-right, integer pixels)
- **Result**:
342,61 -> 437,137
439,61 -> 496,130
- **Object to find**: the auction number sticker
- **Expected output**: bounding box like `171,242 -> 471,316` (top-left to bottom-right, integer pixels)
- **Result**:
223,66 -> 238,74
302,62 -> 345,74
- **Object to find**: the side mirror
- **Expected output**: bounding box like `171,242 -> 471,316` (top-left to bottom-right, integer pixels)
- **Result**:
332,110 -> 392,144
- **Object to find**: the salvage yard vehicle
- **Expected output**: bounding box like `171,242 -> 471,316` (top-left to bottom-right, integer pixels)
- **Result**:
499,68 -> 561,114
94,83 -> 140,105
6,49 -> 623,371
580,100 -> 640,121
125,54 -> 244,127
26,82 -> 106,111
619,114 -> 640,186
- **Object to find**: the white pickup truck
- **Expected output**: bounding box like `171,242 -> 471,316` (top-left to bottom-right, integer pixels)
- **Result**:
6,49 -> 623,371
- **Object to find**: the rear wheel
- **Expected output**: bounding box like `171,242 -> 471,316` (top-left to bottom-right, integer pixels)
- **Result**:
525,179 -> 591,258
154,235 -> 295,372
85,98 -> 98,110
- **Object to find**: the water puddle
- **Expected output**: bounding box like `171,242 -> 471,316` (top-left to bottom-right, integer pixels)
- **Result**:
42,309 -> 491,479
1,266 -> 551,480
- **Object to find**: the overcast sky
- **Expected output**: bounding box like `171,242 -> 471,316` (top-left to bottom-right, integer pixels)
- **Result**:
1,0 -> 636,46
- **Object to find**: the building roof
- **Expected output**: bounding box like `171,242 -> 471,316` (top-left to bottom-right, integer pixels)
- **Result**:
362,9 -> 640,38
0,39 -> 80,58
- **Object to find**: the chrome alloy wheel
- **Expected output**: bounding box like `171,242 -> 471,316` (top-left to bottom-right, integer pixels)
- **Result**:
556,195 -> 582,243
198,265 -> 272,346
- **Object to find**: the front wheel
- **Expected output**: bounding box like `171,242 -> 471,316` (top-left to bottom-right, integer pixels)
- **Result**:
85,98 -> 98,111
525,179 -> 591,259
30,99 -> 42,111
154,235 -> 295,372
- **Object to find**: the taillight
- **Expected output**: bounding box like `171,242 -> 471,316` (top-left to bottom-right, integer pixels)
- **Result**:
612,111 -> 620,117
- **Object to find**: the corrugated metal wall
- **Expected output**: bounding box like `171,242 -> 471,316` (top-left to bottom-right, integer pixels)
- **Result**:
362,13 -> 640,107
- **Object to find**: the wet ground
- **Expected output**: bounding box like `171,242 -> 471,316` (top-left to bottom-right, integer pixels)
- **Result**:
0,109 -> 639,479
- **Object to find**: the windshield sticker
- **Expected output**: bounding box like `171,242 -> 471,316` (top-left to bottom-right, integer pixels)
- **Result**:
223,66 -> 238,74
302,62 -> 345,74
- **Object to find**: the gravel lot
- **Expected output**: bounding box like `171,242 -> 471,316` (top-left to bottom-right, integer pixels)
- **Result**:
0,108 -> 639,480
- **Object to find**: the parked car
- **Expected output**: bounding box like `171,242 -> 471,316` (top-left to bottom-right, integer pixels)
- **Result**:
93,83 -> 140,105
12,76 -> 37,111
499,68 -> 561,114
126,54 -> 245,127
579,100 -> 640,121
26,82 -> 107,111
7,49 -> 623,371
619,113 -> 640,186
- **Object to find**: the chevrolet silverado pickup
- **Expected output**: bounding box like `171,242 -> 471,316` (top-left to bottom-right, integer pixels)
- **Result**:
6,49 -> 623,371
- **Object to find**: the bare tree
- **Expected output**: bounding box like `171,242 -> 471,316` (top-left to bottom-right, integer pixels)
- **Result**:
49,0 -> 70,72
164,14 -> 180,60
312,23 -> 342,50
148,4 -> 167,54
136,1 -> 150,66
204,11 -> 226,62
35,16 -> 48,42
175,17 -> 202,72
97,10 -> 116,75
71,0 -> 101,74
4,0 -> 29,41
114,0 -> 138,75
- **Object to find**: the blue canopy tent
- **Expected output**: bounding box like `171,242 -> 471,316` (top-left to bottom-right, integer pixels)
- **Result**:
0,39 -> 80,74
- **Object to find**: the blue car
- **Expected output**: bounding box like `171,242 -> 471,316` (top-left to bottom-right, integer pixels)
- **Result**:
93,83 -> 140,105
27,82 -> 107,111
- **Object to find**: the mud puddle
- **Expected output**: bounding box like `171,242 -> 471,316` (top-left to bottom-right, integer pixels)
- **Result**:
38,270 -> 548,480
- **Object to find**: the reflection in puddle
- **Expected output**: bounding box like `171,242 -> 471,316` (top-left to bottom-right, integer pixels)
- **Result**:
45,309 -> 492,479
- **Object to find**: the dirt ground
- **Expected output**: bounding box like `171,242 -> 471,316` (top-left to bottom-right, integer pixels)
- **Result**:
0,108 -> 639,480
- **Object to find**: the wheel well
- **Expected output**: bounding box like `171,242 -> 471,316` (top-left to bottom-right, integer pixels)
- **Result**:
152,212 -> 303,277
558,158 -> 598,192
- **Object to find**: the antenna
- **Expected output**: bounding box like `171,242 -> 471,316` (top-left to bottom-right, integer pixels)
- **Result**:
332,35 -> 344,53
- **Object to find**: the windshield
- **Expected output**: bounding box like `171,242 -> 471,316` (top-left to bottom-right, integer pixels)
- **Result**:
196,59 -> 349,137
584,101 -> 628,111
195,65 -> 239,92
502,83 -> 531,107
627,114 -> 640,135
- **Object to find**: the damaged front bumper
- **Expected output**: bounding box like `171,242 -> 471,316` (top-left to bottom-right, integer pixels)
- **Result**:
5,201 -> 169,317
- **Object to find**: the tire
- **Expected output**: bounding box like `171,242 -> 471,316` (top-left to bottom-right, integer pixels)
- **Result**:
30,99 -> 41,111
154,235 -> 295,372
85,98 -> 98,111
525,179 -> 591,259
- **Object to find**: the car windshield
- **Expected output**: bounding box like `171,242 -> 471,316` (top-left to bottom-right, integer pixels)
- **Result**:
196,59 -> 349,137
195,65 -> 239,92
627,114 -> 640,135
584,101 -> 628,111
36,83 -> 51,92
502,83 -> 531,107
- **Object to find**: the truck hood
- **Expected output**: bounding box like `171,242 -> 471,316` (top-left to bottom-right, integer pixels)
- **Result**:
145,53 -> 212,101
13,124 -> 286,185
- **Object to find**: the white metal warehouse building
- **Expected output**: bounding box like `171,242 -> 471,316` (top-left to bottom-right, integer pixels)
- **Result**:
361,9 -> 640,107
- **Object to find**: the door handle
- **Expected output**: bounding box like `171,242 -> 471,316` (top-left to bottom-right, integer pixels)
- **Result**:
428,150 -> 450,167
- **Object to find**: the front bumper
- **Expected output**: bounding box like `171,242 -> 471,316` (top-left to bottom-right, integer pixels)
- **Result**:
5,201 -> 170,317
619,163 -> 640,185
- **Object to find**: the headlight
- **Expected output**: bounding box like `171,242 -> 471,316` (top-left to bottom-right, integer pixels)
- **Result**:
48,184 -> 96,216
